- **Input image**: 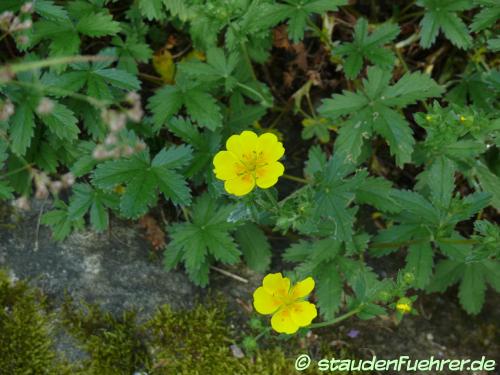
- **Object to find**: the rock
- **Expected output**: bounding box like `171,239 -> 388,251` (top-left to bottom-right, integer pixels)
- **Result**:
0,200 -> 199,320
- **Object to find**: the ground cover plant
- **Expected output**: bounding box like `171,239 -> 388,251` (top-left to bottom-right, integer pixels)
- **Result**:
0,0 -> 499,368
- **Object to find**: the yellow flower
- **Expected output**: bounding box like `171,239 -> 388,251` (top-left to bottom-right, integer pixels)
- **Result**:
396,297 -> 412,314
253,273 -> 317,334
213,131 -> 285,196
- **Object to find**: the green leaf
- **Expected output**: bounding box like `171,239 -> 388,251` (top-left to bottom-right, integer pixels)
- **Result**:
39,102 -> 80,141
93,68 -> 141,91
405,241 -> 434,289
9,103 -> 35,156
76,12 -> 121,37
93,148 -> 192,218
427,259 -> 464,292
320,67 -> 442,167
372,105 -> 415,166
234,223 -> 271,273
41,200 -> 84,241
355,176 -> 400,213
318,91 -> 368,120
337,18 -> 399,79
315,262 -> 343,319
148,83 -> 222,130
165,194 -> 240,286
471,1 -> 500,32
120,172 -> 159,218
417,0 -> 473,49
68,183 -> 118,231
427,157 -> 455,208
483,260 -> 500,292
475,162 -> 500,210
458,262 -> 486,314
391,190 -> 440,225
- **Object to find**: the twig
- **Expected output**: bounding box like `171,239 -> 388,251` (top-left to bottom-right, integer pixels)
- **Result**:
210,266 -> 248,284
33,198 -> 47,252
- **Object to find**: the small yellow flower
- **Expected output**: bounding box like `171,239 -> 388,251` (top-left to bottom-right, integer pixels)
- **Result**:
253,273 -> 317,334
396,297 -> 412,314
213,131 -> 285,196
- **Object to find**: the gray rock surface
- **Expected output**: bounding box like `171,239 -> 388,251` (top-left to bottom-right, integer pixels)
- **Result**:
0,201 -> 198,319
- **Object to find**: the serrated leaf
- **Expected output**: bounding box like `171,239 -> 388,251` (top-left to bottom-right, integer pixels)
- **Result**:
459,262 -> 486,314
234,223 -> 271,273
77,12 -> 120,37
355,176 -> 399,212
427,259 -> 464,292
405,241 -> 434,289
427,156 -> 455,208
120,172 -> 158,218
39,102 -> 80,141
9,103 -> 35,156
165,194 -> 240,286
315,261 -> 343,319
93,68 -> 141,91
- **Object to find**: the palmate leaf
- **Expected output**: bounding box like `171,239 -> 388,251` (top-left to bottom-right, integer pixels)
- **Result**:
417,0 -> 474,49
336,18 -> 400,79
319,66 -> 442,166
148,78 -> 222,131
68,183 -> 119,231
31,5 -> 120,57
164,194 -> 240,286
92,146 -> 192,218
256,0 -> 347,43
470,0 -> 500,32
41,200 -> 85,241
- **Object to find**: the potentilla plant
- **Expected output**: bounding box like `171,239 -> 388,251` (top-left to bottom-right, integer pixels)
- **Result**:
0,0 -> 498,344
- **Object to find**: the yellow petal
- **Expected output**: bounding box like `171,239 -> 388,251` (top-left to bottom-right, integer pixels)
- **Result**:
224,174 -> 255,196
253,286 -> 282,315
255,162 -> 284,189
271,306 -> 300,334
290,277 -> 315,299
289,301 -> 317,328
213,151 -> 240,180
262,272 -> 290,298
257,133 -> 285,162
226,131 -> 258,160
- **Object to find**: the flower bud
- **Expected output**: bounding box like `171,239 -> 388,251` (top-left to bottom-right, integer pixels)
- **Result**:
403,272 -> 415,285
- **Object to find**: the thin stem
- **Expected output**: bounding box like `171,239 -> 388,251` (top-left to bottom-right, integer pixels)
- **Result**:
263,188 -> 280,211
0,163 -> 32,180
6,79 -> 108,108
236,82 -> 270,107
1,55 -> 114,75
307,306 -> 362,329
282,174 -> 308,184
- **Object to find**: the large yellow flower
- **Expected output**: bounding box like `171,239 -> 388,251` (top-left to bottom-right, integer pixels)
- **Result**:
213,131 -> 285,196
253,273 -> 317,334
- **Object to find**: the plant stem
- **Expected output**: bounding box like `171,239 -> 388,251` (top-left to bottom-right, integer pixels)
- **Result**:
263,189 -> 280,211
0,163 -> 33,180
307,306 -> 363,329
1,55 -> 114,75
282,174 -> 308,184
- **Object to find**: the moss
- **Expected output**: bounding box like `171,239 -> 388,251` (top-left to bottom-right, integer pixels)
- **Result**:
61,297 -> 150,374
0,270 -> 71,374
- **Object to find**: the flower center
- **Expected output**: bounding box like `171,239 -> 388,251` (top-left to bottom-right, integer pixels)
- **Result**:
237,151 -> 267,176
